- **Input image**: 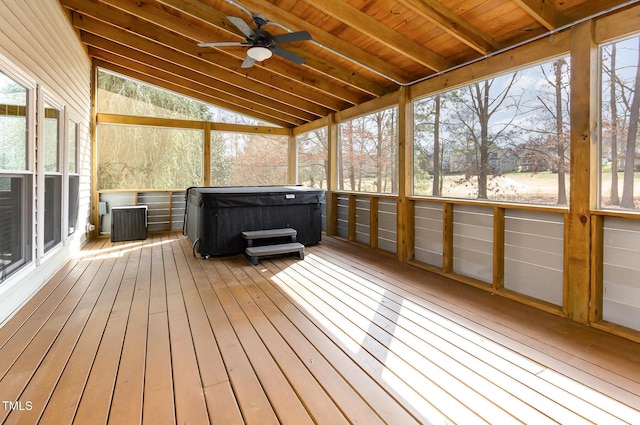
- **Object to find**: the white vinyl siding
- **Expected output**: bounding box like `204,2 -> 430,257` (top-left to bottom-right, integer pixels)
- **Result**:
0,0 -> 91,325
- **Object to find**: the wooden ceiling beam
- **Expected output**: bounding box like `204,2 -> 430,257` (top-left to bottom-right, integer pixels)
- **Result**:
82,34 -> 319,123
80,36 -> 325,122
512,0 -> 571,30
93,58 -> 300,127
277,45 -> 393,98
71,12 -> 338,116
303,0 -> 454,72
60,0 -> 356,112
398,0 -> 501,54
236,0 -> 419,83
73,15 -> 329,116
56,0 -> 604,131
76,0 -> 370,106
157,0 -> 391,97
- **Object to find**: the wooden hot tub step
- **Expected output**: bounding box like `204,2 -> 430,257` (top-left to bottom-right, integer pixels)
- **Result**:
245,242 -> 305,265
242,228 -> 297,247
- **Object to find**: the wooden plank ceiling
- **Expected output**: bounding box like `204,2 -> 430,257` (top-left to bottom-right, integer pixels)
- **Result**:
59,0 -> 631,128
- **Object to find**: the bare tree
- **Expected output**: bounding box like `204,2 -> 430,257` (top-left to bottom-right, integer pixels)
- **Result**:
609,44 -> 621,205
414,95 -> 447,196
451,75 -> 518,199
469,81 -> 492,199
371,108 -> 397,193
433,95 -> 442,196
296,128 -> 328,188
536,59 -> 570,204
621,37 -> 640,208
554,60 -> 568,204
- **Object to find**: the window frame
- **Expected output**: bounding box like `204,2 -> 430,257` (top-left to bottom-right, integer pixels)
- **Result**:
0,57 -> 36,281
38,89 -> 64,256
66,115 -> 80,236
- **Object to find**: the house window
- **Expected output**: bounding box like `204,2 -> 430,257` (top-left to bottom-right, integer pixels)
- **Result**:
43,101 -> 62,252
337,107 -> 398,194
599,35 -> 640,211
68,120 -> 79,235
413,57 -> 571,205
0,71 -> 32,279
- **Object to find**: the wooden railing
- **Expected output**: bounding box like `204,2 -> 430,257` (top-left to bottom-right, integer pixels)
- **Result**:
97,189 -> 187,235
326,191 -> 640,343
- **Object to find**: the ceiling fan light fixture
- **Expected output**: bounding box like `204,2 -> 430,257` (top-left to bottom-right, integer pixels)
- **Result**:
247,46 -> 272,61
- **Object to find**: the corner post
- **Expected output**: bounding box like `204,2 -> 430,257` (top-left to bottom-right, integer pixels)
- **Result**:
567,20 -> 598,323
397,86 -> 414,261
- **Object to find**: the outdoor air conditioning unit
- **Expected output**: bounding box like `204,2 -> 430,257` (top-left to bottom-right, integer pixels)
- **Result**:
111,205 -> 148,242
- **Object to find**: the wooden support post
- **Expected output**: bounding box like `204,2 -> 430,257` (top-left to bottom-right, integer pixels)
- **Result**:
567,21 -> 598,324
442,202 -> 454,274
401,200 -> 415,260
90,61 -> 100,239
590,215 -> 604,322
203,122 -> 211,186
168,191 -> 174,231
325,113 -> 338,236
370,196 -> 379,249
396,86 -> 414,261
493,207 -> 505,291
563,212 -> 570,315
288,130 -> 296,184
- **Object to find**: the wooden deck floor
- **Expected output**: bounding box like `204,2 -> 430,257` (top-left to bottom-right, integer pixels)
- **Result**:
1,234 -> 639,424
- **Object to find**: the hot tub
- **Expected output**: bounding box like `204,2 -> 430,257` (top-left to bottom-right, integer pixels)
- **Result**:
184,185 -> 325,257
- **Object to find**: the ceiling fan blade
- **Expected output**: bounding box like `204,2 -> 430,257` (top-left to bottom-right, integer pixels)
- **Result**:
197,41 -> 245,48
272,47 -> 305,65
241,56 -> 256,68
272,30 -> 312,45
228,16 -> 255,38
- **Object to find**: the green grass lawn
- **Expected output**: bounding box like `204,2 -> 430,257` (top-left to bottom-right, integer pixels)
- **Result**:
414,170 -> 640,207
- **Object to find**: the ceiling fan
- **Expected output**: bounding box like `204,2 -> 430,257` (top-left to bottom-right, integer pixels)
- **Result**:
198,13 -> 312,68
